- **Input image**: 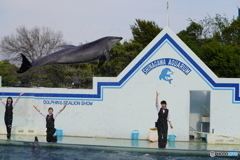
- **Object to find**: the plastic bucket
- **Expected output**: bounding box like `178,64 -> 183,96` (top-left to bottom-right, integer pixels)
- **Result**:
168,135 -> 176,142
168,142 -> 175,148
56,129 -> 63,137
131,130 -> 139,140
131,140 -> 139,147
205,134 -> 208,142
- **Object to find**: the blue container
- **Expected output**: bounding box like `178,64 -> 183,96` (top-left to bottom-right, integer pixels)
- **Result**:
56,129 -> 63,137
205,134 -> 208,142
168,142 -> 176,148
168,135 -> 176,142
58,136 -> 63,141
131,130 -> 139,140
131,140 -> 139,147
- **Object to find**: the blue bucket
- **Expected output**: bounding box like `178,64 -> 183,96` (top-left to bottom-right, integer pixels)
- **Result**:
168,142 -> 176,148
56,129 -> 63,137
168,135 -> 176,142
131,130 -> 139,140
205,134 -> 208,142
131,140 -> 139,147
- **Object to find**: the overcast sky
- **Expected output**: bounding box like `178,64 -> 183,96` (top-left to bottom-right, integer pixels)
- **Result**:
0,0 -> 239,60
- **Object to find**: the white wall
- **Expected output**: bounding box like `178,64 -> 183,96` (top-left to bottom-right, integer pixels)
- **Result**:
0,27 -> 240,141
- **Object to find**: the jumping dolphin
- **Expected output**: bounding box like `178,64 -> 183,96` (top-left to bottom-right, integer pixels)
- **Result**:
17,36 -> 123,73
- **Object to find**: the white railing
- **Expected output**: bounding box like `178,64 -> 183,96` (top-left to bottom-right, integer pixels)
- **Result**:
0,125 -> 46,136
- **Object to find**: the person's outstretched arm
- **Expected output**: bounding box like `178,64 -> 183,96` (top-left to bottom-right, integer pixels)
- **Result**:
54,105 -> 67,119
0,98 -> 5,106
33,105 -> 47,118
33,105 -> 40,112
13,93 -> 24,107
16,93 -> 24,101
60,105 -> 67,112
156,91 -> 160,105
156,91 -> 160,112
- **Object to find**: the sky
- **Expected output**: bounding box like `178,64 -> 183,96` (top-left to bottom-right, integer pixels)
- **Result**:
0,0 -> 239,61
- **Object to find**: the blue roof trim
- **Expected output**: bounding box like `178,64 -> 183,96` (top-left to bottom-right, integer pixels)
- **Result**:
1,33 -> 240,102
165,34 -> 240,102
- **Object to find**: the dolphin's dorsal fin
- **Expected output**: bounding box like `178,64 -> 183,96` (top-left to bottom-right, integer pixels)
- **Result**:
57,45 -> 76,49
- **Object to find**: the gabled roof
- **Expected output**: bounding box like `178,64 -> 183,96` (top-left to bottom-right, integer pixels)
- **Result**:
2,27 -> 240,103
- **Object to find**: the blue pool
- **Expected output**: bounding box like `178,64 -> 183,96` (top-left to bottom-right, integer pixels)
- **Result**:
0,140 -> 237,160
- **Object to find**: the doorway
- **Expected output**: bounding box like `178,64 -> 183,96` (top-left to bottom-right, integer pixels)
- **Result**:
189,91 -> 210,140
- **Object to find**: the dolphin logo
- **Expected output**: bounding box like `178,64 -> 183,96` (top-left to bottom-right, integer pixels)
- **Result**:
159,68 -> 173,84
17,36 -> 122,73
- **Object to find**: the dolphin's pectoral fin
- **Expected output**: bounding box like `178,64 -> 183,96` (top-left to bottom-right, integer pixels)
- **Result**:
98,56 -> 106,68
104,49 -> 110,61
105,54 -> 110,61
169,79 -> 173,84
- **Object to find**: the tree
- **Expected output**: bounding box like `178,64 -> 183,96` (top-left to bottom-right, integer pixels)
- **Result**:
196,14 -> 231,39
0,60 -> 18,86
222,18 -> 240,46
177,22 -> 206,54
0,26 -> 67,87
0,26 -> 65,63
178,15 -> 240,78
131,19 -> 162,48
93,41 -> 142,77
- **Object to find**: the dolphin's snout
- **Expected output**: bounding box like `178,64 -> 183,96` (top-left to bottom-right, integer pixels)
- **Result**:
112,37 -> 122,43
117,37 -> 123,42
115,37 -> 122,41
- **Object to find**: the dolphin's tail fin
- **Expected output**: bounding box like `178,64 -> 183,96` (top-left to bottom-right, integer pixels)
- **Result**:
17,53 -> 32,73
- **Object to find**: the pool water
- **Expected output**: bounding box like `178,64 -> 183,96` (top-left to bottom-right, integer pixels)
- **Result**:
0,143 -> 236,160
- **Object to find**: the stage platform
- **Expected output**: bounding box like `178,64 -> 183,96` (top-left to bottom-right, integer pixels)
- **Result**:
0,134 -> 239,157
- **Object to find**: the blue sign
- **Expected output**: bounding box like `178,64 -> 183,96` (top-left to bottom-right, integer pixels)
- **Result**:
142,58 -> 191,75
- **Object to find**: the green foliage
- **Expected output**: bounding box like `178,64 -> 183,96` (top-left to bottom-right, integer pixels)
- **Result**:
131,19 -> 162,48
178,14 -> 240,78
177,22 -> 206,54
0,60 -> 18,86
94,41 -> 143,77
222,18 -> 240,46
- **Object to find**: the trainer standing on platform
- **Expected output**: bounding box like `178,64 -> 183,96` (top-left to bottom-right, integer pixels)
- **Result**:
0,93 -> 24,139
33,105 -> 67,142
155,91 -> 173,148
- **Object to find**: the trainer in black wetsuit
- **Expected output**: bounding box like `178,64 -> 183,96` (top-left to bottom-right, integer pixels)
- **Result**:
33,105 -> 67,142
5,102 -> 13,139
155,91 -> 173,148
0,93 -> 24,139
46,112 -> 57,142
